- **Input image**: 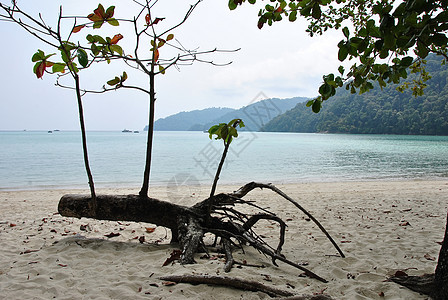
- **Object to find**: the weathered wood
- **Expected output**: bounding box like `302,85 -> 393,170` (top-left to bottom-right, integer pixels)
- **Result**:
58,194 -> 193,230
58,183 -> 339,283
159,274 -> 295,297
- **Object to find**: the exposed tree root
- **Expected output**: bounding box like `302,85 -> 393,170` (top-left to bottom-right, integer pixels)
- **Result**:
59,182 -> 344,284
159,274 -> 295,297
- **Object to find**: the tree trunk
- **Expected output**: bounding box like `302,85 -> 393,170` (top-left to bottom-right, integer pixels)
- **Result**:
59,194 -> 191,232
432,211 -> 448,299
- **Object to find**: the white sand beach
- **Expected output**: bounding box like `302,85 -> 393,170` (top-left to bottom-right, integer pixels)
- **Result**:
0,180 -> 447,299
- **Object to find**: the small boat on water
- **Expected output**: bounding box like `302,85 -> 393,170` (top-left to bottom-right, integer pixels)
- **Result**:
48,130 -> 53,134
122,129 -> 132,133
134,131 -> 139,133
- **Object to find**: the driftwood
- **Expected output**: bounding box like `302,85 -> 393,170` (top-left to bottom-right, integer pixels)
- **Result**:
159,274 -> 295,297
59,182 -> 345,283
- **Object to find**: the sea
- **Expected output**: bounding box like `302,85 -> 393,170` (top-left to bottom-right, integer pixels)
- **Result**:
1,130 -> 448,191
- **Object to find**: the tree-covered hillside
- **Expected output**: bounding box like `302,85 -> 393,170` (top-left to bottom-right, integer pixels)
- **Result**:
201,96 -> 308,131
263,55 -> 448,135
146,107 -> 235,131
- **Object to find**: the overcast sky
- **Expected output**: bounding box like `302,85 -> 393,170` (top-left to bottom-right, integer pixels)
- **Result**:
0,0 -> 344,131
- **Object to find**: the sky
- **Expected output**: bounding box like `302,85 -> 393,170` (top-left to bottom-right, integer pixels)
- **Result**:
0,0 -> 345,131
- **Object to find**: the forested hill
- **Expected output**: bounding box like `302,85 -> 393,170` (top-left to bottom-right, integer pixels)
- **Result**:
148,107 -> 235,131
263,55 -> 448,135
149,97 -> 307,131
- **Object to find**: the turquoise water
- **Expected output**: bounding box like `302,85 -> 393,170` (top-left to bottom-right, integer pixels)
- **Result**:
1,131 -> 448,190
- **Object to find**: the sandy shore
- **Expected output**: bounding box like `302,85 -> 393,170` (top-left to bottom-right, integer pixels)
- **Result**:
0,180 -> 447,299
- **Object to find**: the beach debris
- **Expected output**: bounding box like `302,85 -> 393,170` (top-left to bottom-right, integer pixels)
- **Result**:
79,224 -> 91,231
162,249 -> 182,266
145,227 -> 156,233
399,221 -> 411,226
104,232 -> 120,238
424,253 -> 436,261
20,249 -> 39,255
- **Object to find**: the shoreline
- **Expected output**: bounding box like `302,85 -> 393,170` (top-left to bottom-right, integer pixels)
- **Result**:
2,176 -> 447,192
1,180 -> 447,299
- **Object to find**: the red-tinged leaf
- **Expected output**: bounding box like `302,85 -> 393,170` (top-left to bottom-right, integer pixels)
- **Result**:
162,249 -> 182,266
72,25 -> 85,33
58,264 -> 68,267
87,13 -> 102,23
152,17 -> 165,25
145,13 -> 151,25
94,4 -> 106,18
35,62 -> 46,79
399,221 -> 411,226
104,232 -> 120,238
138,236 -> 145,244
153,48 -> 159,62
45,61 -> 54,67
162,281 -> 177,286
105,6 -> 115,18
394,270 -> 408,277
275,7 -> 283,13
9,223 -> 16,227
145,227 -> 156,233
110,34 -> 123,45
379,292 -> 385,297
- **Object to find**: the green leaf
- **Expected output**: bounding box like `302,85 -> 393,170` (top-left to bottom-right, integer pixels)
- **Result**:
311,3 -> 321,19
77,49 -> 89,68
312,99 -> 321,113
289,10 -> 297,22
109,45 -> 123,55
107,18 -> 119,26
52,63 -> 65,73
32,50 -> 45,62
93,21 -> 104,29
416,40 -> 429,58
338,44 -> 349,61
342,27 -> 349,38
121,71 -> 128,82
400,56 -> 414,67
208,125 -> 221,139
60,49 -> 71,63
167,33 -> 174,41
107,77 -> 120,86
228,0 -> 237,10
319,83 -> 332,99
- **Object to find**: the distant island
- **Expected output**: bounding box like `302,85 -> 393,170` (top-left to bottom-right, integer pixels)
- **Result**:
145,54 -> 448,136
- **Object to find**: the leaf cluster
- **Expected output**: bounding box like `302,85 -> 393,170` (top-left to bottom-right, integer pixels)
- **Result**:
87,4 -> 119,28
229,0 -> 448,112
208,118 -> 245,144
